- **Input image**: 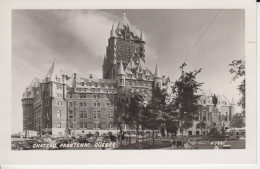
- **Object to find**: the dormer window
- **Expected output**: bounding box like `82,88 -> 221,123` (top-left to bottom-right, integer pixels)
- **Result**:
128,74 -> 132,78
81,82 -> 84,86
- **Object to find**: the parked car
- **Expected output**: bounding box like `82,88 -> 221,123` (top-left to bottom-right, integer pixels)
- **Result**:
11,140 -> 36,150
94,136 -> 110,143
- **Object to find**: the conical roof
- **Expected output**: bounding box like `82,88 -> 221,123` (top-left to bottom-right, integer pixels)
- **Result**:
140,29 -> 144,41
154,63 -> 161,78
118,60 -> 125,75
110,25 -> 115,37
42,59 -> 63,83
117,11 -> 138,36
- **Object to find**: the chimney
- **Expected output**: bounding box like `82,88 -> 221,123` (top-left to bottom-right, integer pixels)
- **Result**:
89,74 -> 93,79
162,76 -> 165,84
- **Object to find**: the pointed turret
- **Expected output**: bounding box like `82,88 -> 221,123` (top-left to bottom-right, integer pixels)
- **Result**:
140,29 -> 144,41
117,11 -> 138,36
45,59 -> 56,80
117,60 -> 126,88
118,60 -> 125,75
154,63 -> 161,78
154,63 -> 162,88
110,25 -> 115,37
103,55 -> 106,65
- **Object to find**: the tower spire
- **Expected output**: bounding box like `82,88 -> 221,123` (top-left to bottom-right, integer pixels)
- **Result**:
154,63 -> 161,78
140,29 -> 144,41
110,25 -> 115,37
118,60 -> 125,75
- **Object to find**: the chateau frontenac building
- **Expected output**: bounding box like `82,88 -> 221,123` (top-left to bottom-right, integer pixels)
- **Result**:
21,11 -> 235,136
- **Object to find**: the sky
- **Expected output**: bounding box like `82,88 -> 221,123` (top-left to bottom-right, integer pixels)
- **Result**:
12,9 -> 245,133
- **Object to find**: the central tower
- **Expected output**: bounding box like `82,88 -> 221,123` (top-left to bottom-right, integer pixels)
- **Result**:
102,11 -> 146,79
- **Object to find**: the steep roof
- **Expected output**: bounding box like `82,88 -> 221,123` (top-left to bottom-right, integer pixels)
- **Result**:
42,59 -> 64,83
118,60 -> 125,75
22,77 -> 39,99
154,63 -> 161,78
116,11 -> 138,37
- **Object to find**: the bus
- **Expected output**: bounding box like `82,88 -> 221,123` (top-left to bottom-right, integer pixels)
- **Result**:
225,128 -> 245,136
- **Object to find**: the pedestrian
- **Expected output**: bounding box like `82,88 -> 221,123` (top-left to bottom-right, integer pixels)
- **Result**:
173,139 -> 176,148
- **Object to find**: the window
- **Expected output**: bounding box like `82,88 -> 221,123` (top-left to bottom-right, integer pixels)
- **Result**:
69,102 -> 72,107
128,74 -> 132,78
97,103 -> 101,107
56,93 -> 62,98
80,94 -> 86,98
57,101 -> 62,106
93,111 -> 101,119
120,79 -> 124,85
84,102 -> 87,106
138,74 -> 142,79
96,88 -> 100,92
106,103 -> 110,107
56,84 -> 62,89
101,83 -> 105,87
110,112 -> 114,118
83,111 -> 87,118
57,110 -> 61,117
202,111 -> 206,121
69,123 -> 73,128
91,89 -> 95,92
94,123 -> 100,129
57,122 -> 61,128
69,110 -> 73,118
80,102 -> 83,106
94,83 -> 98,87
79,122 -> 83,129
79,111 -> 84,118
225,112 -> 228,121
203,100 -> 206,104
81,82 -> 84,86
94,95 -> 100,99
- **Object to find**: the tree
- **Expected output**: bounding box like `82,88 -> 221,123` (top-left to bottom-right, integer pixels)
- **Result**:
229,59 -> 245,116
128,91 -> 145,143
196,121 -> 206,135
141,86 -> 168,146
230,113 -> 245,128
111,90 -> 131,146
111,90 -> 145,145
171,63 -> 203,136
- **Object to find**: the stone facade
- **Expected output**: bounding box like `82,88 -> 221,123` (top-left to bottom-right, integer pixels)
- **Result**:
21,11 -> 235,136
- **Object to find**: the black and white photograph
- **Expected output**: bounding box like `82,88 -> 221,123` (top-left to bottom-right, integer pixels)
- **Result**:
0,0 -> 257,166
11,9 -> 246,150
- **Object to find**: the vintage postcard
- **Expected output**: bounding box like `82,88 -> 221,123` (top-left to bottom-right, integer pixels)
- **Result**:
0,0 -> 257,165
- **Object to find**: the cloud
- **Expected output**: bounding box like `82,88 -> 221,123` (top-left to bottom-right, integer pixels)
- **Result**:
65,10 -> 118,58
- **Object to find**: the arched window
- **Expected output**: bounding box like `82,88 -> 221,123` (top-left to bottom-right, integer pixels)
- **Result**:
202,110 -> 207,121
225,112 -> 228,121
